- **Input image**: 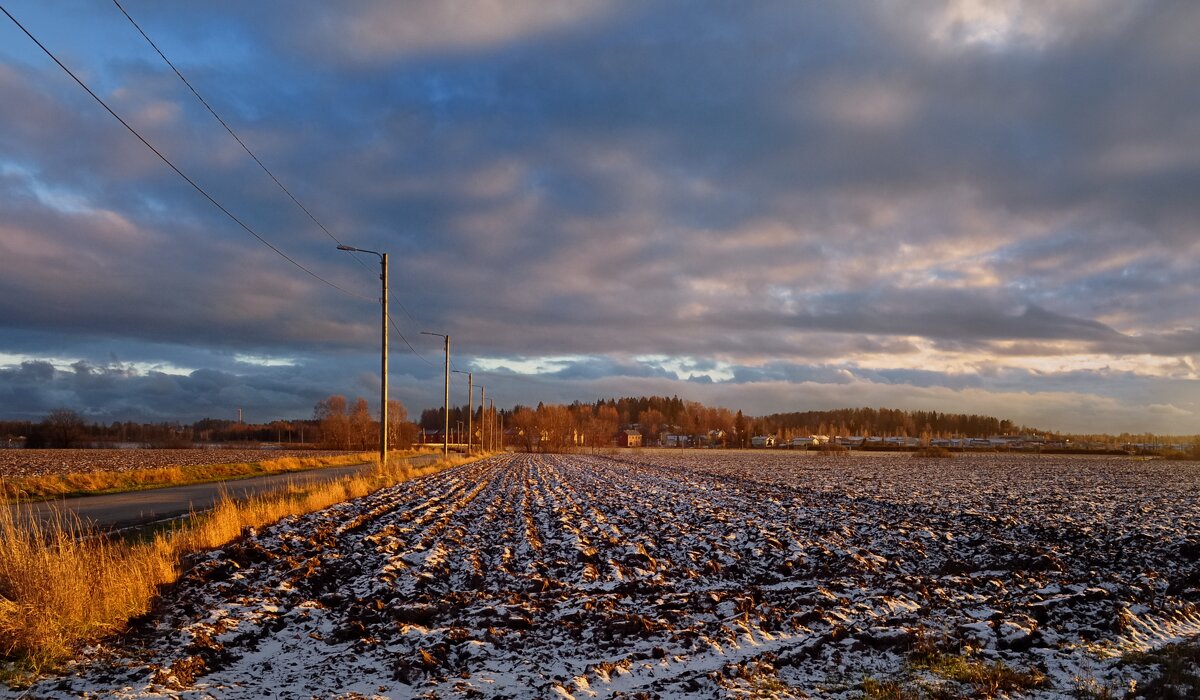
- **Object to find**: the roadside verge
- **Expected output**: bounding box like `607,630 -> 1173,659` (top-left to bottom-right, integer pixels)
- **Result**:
0,452 -> 483,685
0,451 -> 429,503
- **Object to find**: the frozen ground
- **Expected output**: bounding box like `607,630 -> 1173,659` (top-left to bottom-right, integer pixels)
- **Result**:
17,451 -> 1200,698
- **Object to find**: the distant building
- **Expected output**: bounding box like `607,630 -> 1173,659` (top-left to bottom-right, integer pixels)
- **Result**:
790,435 -> 829,448
661,433 -> 690,447
751,435 -> 776,448
618,430 -> 643,448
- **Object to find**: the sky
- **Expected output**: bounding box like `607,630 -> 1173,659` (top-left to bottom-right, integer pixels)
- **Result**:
1,0 -> 1198,434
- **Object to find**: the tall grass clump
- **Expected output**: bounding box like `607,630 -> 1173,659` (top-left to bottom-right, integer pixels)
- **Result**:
913,445 -> 954,459
0,452 -> 475,684
0,507 -> 175,680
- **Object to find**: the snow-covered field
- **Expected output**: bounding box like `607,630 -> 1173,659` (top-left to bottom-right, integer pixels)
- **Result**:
22,452 -> 1200,698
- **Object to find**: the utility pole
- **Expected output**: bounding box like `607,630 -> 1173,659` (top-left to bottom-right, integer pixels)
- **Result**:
421,331 -> 449,457
479,384 -> 485,453
496,400 -> 503,452
442,336 -> 448,457
453,370 -> 472,455
380,253 -> 388,464
336,245 -> 388,466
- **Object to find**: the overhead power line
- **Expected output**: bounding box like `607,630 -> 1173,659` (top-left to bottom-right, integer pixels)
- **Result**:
110,0 -> 421,325
6,3 -> 435,371
110,2 -> 354,256
388,311 -> 433,366
0,3 -> 374,302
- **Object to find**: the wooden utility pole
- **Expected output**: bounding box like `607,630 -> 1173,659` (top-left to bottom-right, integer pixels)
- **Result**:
442,336 -> 449,457
454,370 -> 472,455
336,244 -> 389,466
380,253 -> 388,466
420,331 -> 450,458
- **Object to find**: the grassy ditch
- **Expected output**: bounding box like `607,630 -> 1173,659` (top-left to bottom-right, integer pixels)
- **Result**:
1118,641 -> 1200,699
859,629 -> 1047,700
0,451 -> 417,502
0,452 -> 476,685
1072,641 -> 1200,699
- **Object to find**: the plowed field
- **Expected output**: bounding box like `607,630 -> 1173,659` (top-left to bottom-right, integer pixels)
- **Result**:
26,452 -> 1200,698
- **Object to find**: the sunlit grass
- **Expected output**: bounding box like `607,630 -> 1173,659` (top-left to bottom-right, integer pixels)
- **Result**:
0,452 -> 476,685
862,629 -> 1049,700
0,452 -> 400,502
912,446 -> 955,459
1119,641 -> 1200,699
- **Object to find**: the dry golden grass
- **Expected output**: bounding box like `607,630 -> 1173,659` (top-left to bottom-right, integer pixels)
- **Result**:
0,452 -> 475,683
0,451 -> 395,503
0,507 -> 176,680
0,448 -> 361,479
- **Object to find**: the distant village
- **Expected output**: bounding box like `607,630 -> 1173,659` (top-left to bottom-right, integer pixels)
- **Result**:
614,427 -> 1187,453
496,424 -> 1189,455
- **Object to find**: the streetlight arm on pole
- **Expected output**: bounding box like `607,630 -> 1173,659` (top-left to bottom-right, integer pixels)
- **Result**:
337,244 -> 383,258
335,244 -> 388,466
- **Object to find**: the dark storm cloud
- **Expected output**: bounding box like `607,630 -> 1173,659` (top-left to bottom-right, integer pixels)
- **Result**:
0,348 -> 452,424
0,360 -> 321,423
2,1 -> 1198,431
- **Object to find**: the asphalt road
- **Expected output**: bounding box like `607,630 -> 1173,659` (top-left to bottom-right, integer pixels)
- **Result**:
10,453 -> 442,532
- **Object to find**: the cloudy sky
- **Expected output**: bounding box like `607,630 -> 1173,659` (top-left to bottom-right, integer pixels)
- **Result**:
1,1 -> 1198,434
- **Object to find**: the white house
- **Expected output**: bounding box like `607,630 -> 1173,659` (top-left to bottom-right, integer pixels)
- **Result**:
751,435 -> 777,448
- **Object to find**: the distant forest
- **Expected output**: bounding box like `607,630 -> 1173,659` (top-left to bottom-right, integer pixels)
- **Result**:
758,407 -> 1023,440
420,395 -> 1042,450
4,395 -> 1191,450
0,414 -> 326,449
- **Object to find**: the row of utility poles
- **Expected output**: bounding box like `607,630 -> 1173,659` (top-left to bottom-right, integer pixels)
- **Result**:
337,244 -> 502,464
452,368 -> 503,456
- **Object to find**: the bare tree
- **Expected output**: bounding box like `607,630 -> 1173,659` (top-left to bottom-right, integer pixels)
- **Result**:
314,395 -> 350,449
511,407 -> 538,452
537,403 -> 575,452
638,408 -> 666,444
386,399 -> 417,449
586,405 -> 620,452
42,408 -> 85,448
349,397 -> 373,450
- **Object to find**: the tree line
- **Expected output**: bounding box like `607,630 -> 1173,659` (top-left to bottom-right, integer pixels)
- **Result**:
12,396 -> 1191,453
417,396 -> 1052,452
1,395 -> 419,450
757,407 -> 1026,441
311,395 -> 417,450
